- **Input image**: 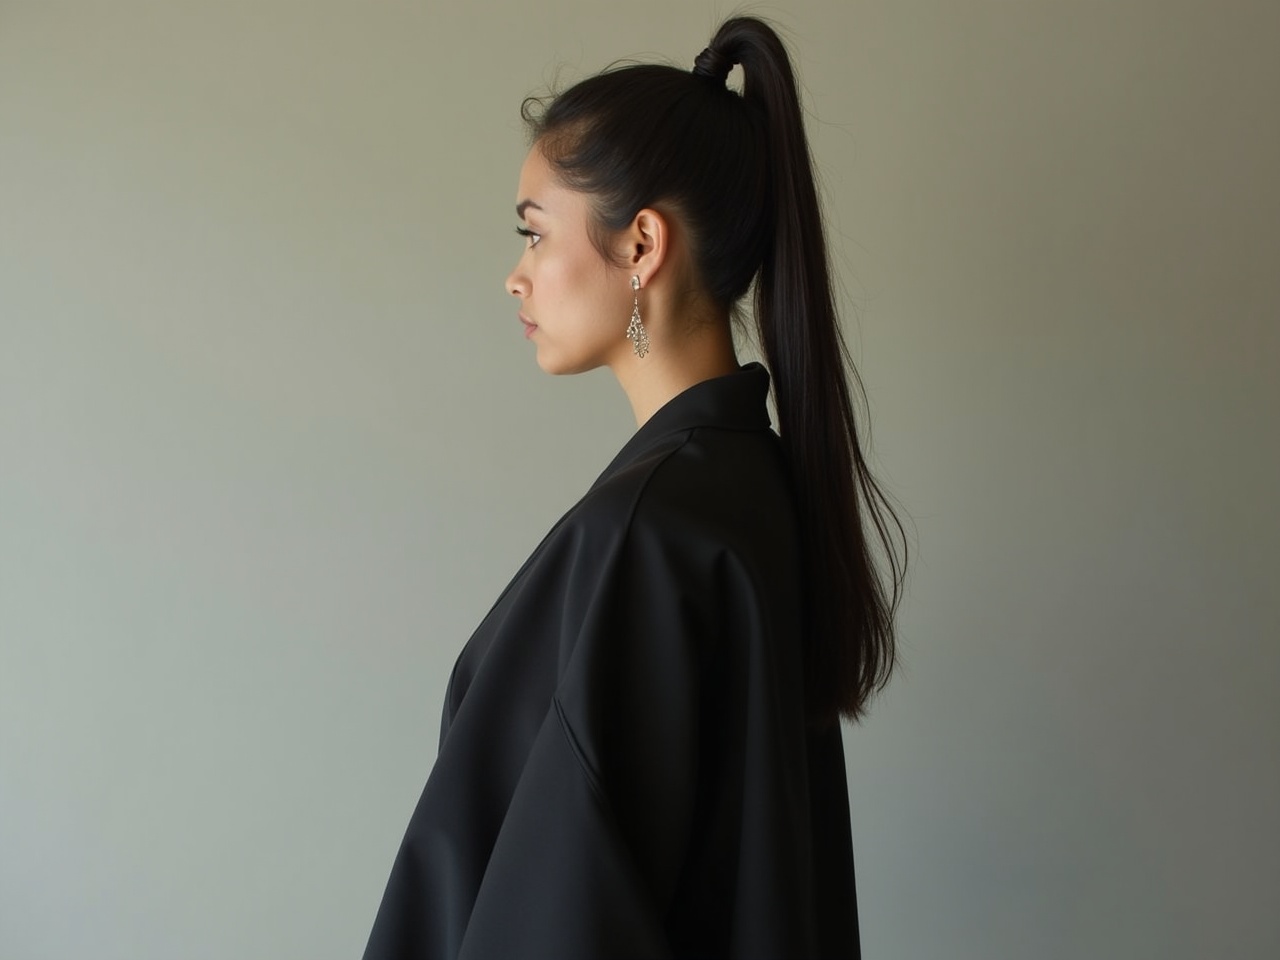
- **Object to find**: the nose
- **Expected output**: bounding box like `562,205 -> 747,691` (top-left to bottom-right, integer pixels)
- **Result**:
506,264 -> 527,299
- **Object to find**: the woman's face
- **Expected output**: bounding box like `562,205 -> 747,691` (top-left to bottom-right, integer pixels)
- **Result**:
505,146 -> 634,375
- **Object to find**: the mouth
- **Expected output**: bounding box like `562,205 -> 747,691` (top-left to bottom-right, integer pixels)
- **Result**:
519,313 -> 538,333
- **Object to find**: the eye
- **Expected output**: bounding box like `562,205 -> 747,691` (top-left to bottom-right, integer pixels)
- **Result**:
515,226 -> 541,248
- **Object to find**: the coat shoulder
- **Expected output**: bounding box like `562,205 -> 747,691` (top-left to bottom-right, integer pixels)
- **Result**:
573,424 -> 797,559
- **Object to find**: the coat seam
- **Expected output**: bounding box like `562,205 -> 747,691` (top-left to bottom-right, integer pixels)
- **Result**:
551,694 -> 609,808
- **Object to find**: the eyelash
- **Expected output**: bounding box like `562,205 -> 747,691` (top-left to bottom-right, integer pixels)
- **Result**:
515,226 -> 541,247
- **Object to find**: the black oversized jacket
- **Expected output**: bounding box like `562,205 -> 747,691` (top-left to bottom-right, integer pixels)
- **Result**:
363,362 -> 860,959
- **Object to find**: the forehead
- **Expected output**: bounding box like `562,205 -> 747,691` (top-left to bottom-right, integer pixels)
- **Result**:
515,147 -> 564,214
514,147 -> 545,194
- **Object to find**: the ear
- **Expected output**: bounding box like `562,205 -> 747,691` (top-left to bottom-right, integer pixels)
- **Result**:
618,207 -> 669,287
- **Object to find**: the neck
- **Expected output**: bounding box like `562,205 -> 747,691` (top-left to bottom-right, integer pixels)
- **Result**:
611,324 -> 741,427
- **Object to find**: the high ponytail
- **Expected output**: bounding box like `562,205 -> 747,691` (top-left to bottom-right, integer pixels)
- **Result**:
524,17 -> 908,727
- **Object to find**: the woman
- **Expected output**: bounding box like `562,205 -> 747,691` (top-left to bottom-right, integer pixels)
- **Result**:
364,16 -> 907,960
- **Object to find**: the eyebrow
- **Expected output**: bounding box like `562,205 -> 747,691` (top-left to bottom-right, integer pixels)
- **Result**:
515,199 -> 544,220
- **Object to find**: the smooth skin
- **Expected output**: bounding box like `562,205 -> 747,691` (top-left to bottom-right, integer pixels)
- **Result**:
505,145 -> 741,428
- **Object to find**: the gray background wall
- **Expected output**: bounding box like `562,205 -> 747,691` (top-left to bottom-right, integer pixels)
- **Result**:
2,1 -> 1276,957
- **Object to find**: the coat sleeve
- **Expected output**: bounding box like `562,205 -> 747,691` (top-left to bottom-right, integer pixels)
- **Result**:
455,515 -> 728,960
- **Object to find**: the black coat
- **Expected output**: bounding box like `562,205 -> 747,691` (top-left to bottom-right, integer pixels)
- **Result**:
363,362 -> 860,959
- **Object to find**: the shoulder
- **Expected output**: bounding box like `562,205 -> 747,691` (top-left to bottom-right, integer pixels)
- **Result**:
564,424 -> 801,600
593,423 -> 796,538
551,422 -> 808,746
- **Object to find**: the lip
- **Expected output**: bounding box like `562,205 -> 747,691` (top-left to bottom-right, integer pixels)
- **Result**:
519,313 -> 538,334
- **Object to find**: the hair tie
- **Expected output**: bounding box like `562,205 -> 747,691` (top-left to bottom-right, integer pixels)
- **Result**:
692,46 -> 734,84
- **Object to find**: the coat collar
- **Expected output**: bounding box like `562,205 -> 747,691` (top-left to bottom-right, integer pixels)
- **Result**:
590,361 -> 773,491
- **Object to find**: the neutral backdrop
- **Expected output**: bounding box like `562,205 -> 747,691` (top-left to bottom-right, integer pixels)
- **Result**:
2,1 -> 1276,958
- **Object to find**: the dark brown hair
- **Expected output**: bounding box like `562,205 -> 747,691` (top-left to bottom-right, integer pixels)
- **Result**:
523,17 -> 908,727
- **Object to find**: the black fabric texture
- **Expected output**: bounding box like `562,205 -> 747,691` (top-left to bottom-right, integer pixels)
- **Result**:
363,362 -> 860,959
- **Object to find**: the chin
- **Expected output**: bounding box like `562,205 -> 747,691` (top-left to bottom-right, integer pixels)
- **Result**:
533,347 -> 561,375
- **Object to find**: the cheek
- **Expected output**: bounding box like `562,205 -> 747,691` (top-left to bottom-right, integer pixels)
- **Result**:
527,250 -> 570,301
542,259 -> 578,301
539,249 -> 610,314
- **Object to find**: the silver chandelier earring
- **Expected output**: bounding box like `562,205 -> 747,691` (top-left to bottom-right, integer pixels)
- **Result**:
626,275 -> 650,358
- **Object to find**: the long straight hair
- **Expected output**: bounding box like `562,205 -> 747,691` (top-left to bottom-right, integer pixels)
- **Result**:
524,17 -> 908,727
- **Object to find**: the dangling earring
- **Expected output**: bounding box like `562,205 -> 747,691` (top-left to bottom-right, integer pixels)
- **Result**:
626,275 -> 650,358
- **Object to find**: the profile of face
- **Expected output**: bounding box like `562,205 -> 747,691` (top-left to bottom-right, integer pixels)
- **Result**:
505,146 -> 637,375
